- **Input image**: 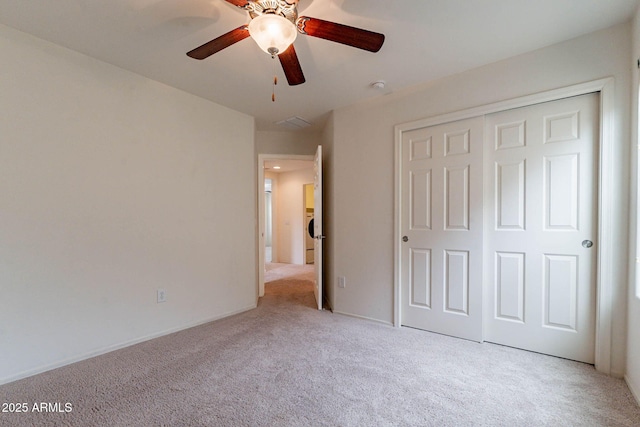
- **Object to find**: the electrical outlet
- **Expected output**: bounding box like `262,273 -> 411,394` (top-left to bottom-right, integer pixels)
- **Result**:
338,276 -> 346,288
157,289 -> 167,303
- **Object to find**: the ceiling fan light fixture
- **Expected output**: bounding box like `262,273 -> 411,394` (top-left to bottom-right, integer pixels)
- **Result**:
248,13 -> 297,56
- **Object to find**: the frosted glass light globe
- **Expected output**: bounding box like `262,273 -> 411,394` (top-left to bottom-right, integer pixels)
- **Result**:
248,14 -> 297,55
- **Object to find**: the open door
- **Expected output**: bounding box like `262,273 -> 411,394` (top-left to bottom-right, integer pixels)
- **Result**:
313,145 -> 323,310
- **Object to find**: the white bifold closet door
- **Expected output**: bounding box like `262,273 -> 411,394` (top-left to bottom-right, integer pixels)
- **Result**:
399,93 -> 598,363
400,117 -> 484,342
484,93 -> 598,363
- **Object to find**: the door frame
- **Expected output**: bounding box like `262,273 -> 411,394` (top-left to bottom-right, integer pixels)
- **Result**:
257,153 -> 314,298
394,77 -> 615,374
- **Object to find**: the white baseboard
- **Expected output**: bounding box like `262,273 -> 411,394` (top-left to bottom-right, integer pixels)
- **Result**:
610,369 -> 625,379
625,374 -> 640,406
332,310 -> 393,326
0,304 -> 257,386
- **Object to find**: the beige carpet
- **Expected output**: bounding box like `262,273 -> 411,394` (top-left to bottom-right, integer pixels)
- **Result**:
265,262 -> 315,283
1,264 -> 639,426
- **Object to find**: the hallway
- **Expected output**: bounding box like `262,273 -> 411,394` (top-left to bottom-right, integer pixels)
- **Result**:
262,263 -> 316,310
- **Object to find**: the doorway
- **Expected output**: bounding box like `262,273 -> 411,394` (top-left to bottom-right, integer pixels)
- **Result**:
304,183 -> 315,264
265,178 -> 273,262
257,154 -> 315,298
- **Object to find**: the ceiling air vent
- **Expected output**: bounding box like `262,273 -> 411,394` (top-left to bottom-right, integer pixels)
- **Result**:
276,116 -> 312,129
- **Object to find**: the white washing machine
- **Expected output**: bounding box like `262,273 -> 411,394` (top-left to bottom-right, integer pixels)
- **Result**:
305,212 -> 314,264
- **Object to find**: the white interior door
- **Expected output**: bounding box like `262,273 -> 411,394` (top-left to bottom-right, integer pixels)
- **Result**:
313,145 -> 323,310
400,117 -> 484,341
484,93 -> 598,363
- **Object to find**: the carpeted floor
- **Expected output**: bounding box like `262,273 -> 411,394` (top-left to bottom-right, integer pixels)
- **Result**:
1,263 -> 639,426
264,262 -> 315,283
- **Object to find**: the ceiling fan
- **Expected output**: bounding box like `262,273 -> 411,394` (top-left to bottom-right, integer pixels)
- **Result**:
187,0 -> 385,86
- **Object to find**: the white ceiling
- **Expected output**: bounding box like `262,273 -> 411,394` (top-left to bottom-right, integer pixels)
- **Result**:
1,0 -> 638,133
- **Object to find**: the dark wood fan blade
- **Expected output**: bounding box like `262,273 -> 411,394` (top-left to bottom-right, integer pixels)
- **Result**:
278,45 -> 305,86
187,26 -> 249,60
224,0 -> 249,7
297,17 -> 384,52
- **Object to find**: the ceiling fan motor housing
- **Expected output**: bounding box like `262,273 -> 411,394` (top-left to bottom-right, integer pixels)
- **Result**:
247,0 -> 298,24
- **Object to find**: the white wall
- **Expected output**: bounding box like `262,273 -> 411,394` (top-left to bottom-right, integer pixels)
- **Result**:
272,168 -> 314,264
328,22 -> 632,376
0,25 -> 256,384
626,5 -> 640,403
256,130 -> 321,155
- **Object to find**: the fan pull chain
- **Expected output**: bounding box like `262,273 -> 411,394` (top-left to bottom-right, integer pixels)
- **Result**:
271,54 -> 278,102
